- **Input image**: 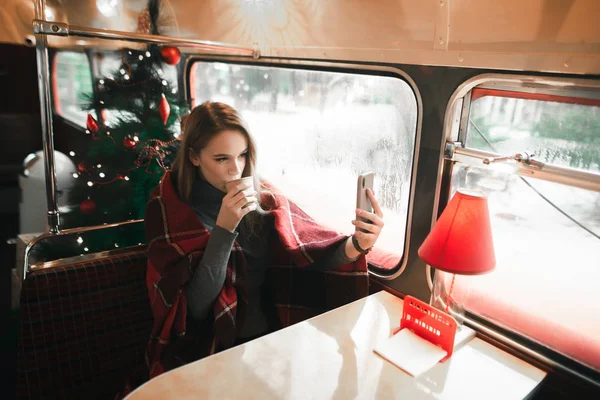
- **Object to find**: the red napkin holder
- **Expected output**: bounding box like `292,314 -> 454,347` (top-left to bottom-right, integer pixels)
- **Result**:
394,295 -> 457,362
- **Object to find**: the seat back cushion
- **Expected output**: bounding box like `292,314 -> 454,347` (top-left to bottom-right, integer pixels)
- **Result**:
16,248 -> 152,400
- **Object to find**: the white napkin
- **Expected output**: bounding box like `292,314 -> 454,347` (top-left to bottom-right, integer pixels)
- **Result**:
374,328 -> 448,377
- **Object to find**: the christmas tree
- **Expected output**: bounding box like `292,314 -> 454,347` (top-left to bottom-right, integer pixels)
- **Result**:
58,0 -> 187,256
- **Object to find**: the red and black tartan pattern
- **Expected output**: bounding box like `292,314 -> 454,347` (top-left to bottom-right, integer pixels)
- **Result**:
16,249 -> 152,400
145,172 -> 369,378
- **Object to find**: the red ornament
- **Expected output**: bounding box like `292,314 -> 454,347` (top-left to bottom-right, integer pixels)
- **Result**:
86,113 -> 99,133
159,94 -> 170,126
160,46 -> 181,65
77,163 -> 86,173
123,136 -> 136,149
80,199 -> 97,215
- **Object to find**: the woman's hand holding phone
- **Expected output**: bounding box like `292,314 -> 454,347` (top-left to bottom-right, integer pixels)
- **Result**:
345,173 -> 384,258
351,188 -> 384,253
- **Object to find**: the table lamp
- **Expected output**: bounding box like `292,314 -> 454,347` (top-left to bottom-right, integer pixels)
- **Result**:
418,189 -> 495,345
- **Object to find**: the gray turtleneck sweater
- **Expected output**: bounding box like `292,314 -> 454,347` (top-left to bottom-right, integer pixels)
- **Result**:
184,178 -> 357,338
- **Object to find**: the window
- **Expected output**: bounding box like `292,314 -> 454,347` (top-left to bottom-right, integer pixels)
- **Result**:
53,51 -> 93,126
191,61 -> 419,271
449,85 -> 600,371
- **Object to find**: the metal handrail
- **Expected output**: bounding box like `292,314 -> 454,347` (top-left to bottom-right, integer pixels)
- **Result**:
22,219 -> 143,280
33,20 -> 260,58
34,1 -> 59,233
447,145 -> 600,193
29,244 -> 147,272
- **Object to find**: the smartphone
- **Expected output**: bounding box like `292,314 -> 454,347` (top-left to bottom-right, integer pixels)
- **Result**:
356,172 -> 375,230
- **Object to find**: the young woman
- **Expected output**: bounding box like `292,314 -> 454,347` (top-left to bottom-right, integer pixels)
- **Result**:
144,101 -> 384,377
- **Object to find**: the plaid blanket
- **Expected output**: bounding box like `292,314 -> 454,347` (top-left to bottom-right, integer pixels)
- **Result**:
145,171 -> 369,378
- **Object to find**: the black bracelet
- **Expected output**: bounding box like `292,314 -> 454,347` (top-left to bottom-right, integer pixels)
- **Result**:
351,235 -> 372,255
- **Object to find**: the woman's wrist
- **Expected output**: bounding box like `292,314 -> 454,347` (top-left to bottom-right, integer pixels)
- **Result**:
215,215 -> 237,233
351,235 -> 372,254
344,236 -> 361,259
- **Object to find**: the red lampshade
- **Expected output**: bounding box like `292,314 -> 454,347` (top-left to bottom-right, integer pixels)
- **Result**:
418,189 -> 495,275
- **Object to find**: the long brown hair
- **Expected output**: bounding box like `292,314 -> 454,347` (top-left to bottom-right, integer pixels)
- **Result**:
172,101 -> 270,225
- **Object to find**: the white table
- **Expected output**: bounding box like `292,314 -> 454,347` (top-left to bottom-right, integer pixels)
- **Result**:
126,291 -> 546,399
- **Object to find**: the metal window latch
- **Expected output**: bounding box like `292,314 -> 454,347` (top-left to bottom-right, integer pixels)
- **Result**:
444,141 -> 461,160
33,20 -> 69,36
483,152 -> 544,168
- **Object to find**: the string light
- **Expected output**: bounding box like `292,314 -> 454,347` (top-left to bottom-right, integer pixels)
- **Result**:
99,172 -> 106,178
69,151 -> 76,156
138,55 -> 144,61
124,74 -> 130,80
72,173 -> 78,178
77,237 -> 83,244
97,164 -> 102,168
99,79 -> 105,84
87,181 -> 93,187
145,51 -> 151,57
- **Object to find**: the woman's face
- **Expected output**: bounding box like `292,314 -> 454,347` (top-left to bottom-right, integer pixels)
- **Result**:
190,129 -> 249,192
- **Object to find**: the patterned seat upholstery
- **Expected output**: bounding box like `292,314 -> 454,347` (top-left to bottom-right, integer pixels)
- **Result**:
16,248 -> 152,400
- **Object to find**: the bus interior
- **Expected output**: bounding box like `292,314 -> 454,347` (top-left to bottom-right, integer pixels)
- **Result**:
1,0 -> 599,398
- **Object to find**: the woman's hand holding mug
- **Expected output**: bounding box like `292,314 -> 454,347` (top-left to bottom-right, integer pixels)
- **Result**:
216,177 -> 257,232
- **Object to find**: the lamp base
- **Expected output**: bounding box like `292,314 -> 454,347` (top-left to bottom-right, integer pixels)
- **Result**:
430,271 -> 470,326
453,324 -> 476,350
430,271 -> 476,351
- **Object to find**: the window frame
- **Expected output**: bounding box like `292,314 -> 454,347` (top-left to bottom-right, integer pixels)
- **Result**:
436,72 -> 600,386
185,55 -> 424,279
